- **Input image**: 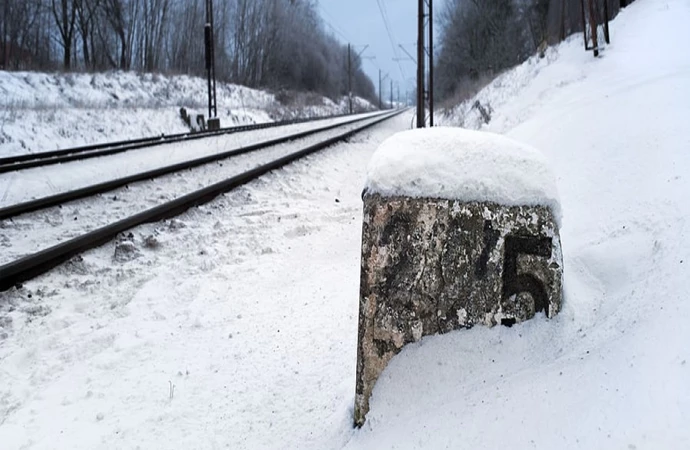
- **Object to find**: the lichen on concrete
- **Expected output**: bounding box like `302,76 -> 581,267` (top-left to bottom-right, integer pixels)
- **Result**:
354,194 -> 563,426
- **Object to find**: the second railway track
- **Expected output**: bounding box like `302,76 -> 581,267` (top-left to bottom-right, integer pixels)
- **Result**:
0,109 -> 405,291
0,110 -> 387,220
0,110 -> 362,173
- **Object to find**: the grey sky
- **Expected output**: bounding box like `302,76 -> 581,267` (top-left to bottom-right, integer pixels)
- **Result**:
317,0 -> 441,103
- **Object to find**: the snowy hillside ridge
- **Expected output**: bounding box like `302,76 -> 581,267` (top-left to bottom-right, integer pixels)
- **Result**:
0,71 -> 375,157
0,70 -> 373,113
438,32 -> 583,132
365,127 -> 561,223
0,71 -> 272,110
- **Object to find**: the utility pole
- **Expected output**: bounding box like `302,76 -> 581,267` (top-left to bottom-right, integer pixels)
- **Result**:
379,70 -> 389,110
587,0 -> 599,57
379,70 -> 382,110
603,0 -> 610,44
428,0 -> 434,126
204,0 -> 217,121
347,44 -> 369,114
580,0 -> 609,57
416,0 -> 425,128
390,79 -> 393,109
348,43 -> 352,114
416,0 -> 434,127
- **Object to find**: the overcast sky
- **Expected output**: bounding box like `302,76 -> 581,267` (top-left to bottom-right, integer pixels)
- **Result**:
317,0 -> 446,103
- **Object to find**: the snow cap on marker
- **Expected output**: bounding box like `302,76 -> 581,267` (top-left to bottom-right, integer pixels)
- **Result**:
364,127 -> 562,224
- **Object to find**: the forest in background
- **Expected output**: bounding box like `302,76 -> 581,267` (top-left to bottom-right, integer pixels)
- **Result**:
435,0 -> 633,104
0,0 -> 377,104
2,0 -> 637,109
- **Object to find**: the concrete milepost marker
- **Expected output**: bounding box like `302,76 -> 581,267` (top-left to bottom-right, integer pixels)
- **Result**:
354,128 -> 563,426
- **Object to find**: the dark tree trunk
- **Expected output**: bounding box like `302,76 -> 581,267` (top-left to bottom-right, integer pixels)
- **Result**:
64,44 -> 71,69
81,31 -> 90,67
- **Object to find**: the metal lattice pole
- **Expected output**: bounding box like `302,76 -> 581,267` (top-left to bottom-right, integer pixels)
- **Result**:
416,0 -> 425,128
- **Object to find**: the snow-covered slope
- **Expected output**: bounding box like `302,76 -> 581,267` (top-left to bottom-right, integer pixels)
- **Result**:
350,0 -> 690,448
0,0 -> 688,448
0,71 -> 374,158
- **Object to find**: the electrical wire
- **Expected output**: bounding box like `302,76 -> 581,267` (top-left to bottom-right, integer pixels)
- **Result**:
375,0 -> 407,81
318,5 -> 353,43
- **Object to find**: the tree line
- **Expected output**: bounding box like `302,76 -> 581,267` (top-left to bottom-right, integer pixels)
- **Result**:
0,0 -> 377,103
435,0 -> 632,103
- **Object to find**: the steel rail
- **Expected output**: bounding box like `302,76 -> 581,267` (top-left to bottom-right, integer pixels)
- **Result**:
0,109 -> 404,291
0,110 -> 392,221
0,111 -> 370,173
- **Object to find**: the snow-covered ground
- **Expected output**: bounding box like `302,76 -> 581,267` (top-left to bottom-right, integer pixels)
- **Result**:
0,112 -> 385,265
0,70 -> 375,158
1,0 -> 689,448
0,112 -> 410,450
352,0 -> 690,448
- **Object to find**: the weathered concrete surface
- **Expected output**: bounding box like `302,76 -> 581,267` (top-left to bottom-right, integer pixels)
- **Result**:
208,117 -> 221,131
354,194 -> 563,426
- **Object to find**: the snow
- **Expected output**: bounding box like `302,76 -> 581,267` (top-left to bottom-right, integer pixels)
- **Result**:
350,0 -> 690,448
1,0 -> 690,448
0,71 -> 375,158
0,113 -> 408,449
0,111 -> 381,208
365,127 -> 561,222
0,112 -> 386,265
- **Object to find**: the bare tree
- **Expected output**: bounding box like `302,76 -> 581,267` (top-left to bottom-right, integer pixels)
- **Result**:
139,0 -> 170,71
101,0 -> 139,69
2,0 -> 45,69
168,0 -> 204,74
51,0 -> 79,69
75,0 -> 102,69
435,0 -> 631,103
0,0 -> 379,104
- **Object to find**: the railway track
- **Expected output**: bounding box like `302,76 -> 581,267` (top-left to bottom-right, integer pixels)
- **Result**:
0,111 -> 385,220
0,108 -> 404,291
0,110 -> 360,174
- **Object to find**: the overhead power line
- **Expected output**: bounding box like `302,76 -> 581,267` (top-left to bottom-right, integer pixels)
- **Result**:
375,0 -> 406,81
318,5 -> 352,43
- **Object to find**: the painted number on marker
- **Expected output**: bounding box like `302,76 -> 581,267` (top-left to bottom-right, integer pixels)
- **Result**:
502,235 -> 553,315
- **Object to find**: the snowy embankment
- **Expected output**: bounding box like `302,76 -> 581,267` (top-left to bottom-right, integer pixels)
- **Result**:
0,0 -> 689,448
350,0 -> 689,448
0,71 -> 374,158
